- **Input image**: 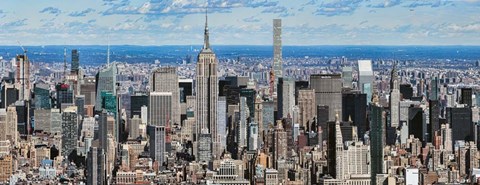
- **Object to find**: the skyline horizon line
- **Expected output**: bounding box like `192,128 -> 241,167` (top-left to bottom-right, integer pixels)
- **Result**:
1,44 -> 480,47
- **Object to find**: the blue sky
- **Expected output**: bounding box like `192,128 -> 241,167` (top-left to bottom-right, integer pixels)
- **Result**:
0,0 -> 479,45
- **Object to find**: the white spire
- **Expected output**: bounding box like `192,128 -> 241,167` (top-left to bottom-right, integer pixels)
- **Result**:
63,47 -> 67,82
203,2 -> 210,50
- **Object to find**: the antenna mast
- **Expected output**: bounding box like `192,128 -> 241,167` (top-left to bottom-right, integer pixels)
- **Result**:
64,47 -> 67,82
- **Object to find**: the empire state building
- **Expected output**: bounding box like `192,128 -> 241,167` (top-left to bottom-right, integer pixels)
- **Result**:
195,11 -> 219,161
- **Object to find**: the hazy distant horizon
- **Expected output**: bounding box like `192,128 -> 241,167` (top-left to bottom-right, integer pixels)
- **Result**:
1,45 -> 478,65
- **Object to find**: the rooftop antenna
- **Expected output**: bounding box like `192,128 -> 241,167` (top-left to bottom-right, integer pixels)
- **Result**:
63,47 -> 67,82
203,0 -> 210,49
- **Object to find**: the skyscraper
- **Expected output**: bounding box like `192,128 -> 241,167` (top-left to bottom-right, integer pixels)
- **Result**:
248,122 -> 259,151
408,107 -> 426,143
195,10 -> 218,163
342,66 -> 353,88
254,95 -> 264,137
460,88 -> 473,107
238,97 -> 249,148
34,83 -> 51,109
429,100 -> 440,143
216,96 -> 227,158
277,77 -> 294,119
390,62 -> 400,128
95,63 -> 117,112
370,103 -> 385,184
129,115 -> 141,139
62,106 -> 78,157
147,125 -> 166,167
310,74 -> 342,121
71,49 -> 79,74
447,107 -> 473,144
342,90 -> 367,140
0,109 -> 6,141
334,114 -> 344,180
98,111 -> 108,155
262,100 -> 275,132
273,19 -> 283,94
358,60 -> 374,104
56,83 -> 74,109
130,93 -> 148,118
86,145 -> 106,185
15,55 -> 30,101
1,83 -> 18,109
273,120 -> 287,168
151,67 -> 180,125
298,89 -> 316,131
148,92 -> 172,127
80,77 -> 96,106
430,77 -> 438,101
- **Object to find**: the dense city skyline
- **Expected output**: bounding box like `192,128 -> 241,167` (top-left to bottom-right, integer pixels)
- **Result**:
0,1 -> 480,185
1,0 -> 480,45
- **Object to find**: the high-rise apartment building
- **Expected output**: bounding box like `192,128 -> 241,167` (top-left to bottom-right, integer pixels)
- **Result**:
62,106 -> 78,157
273,19 -> 283,93
15,55 -> 30,101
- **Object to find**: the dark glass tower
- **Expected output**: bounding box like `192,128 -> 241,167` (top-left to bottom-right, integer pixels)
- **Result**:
342,90 -> 367,140
370,104 -> 385,184
71,49 -> 79,74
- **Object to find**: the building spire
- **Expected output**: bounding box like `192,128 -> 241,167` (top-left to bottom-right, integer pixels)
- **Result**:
63,47 -> 67,82
203,4 -> 210,50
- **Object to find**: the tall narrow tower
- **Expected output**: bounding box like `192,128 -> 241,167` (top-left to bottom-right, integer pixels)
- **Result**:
390,61 -> 400,128
15,55 -> 30,101
334,113 -> 344,180
273,19 -> 283,94
195,9 -> 218,162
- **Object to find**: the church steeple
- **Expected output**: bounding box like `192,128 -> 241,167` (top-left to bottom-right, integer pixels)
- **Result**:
203,6 -> 210,50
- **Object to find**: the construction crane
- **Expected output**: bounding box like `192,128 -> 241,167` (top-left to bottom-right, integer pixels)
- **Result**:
17,41 -> 27,55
